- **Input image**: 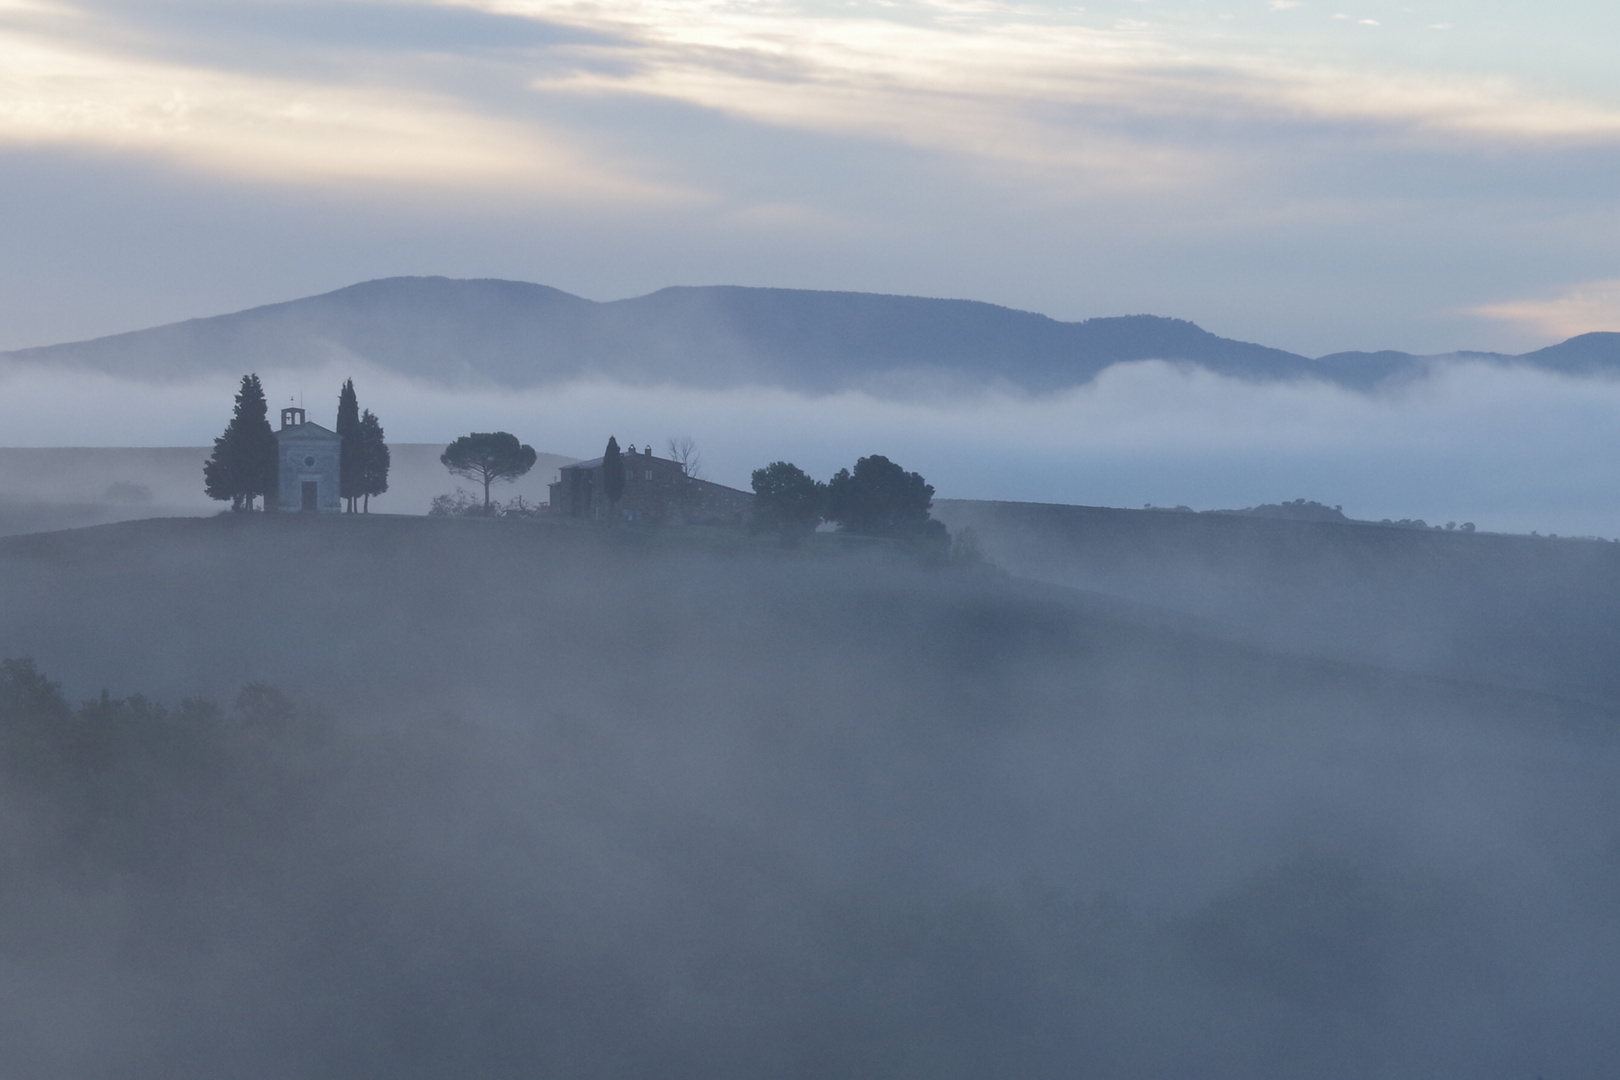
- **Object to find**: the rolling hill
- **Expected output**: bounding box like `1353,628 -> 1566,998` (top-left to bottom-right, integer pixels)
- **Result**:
7,276 -> 1613,393
934,498 -> 1620,707
0,513 -> 1616,1077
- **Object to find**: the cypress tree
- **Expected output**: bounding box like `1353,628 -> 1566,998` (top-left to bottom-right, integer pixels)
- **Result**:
241,376 -> 278,509
204,374 -> 278,511
601,436 -> 625,521
357,409 -> 390,513
336,379 -> 361,513
203,425 -> 242,512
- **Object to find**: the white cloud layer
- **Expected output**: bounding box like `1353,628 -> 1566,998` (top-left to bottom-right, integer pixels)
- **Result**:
471,0 -> 1620,186
4,359 -> 1620,537
0,1 -> 679,196
4,0 -> 1619,198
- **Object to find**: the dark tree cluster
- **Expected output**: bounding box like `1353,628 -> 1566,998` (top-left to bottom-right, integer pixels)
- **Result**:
750,461 -> 828,542
0,657 -> 323,866
337,378 -> 391,512
751,453 -> 948,556
826,455 -> 938,539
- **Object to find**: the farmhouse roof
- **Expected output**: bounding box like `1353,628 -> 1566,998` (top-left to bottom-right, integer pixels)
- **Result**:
565,453 -> 672,471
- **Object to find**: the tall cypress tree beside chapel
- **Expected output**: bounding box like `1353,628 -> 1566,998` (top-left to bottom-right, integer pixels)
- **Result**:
356,409 -> 390,513
336,379 -> 361,513
203,374 -> 278,511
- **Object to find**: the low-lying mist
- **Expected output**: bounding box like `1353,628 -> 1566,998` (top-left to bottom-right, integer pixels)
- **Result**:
5,356 -> 1620,535
0,515 -> 1617,1077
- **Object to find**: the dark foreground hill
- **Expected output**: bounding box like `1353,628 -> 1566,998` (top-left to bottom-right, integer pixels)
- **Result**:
0,515 -> 1618,1079
8,276 -> 1615,392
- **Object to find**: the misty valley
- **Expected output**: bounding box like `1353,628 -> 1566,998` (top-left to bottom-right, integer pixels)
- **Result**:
5,0 -> 1618,1065
1,509 -> 1618,1078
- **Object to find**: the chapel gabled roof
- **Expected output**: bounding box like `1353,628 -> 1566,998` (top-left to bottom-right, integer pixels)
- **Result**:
275,421 -> 341,441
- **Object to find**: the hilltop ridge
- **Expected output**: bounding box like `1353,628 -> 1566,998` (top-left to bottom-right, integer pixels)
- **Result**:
7,276 -> 1612,394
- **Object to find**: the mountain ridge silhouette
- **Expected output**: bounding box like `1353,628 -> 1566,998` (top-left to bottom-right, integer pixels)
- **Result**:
5,276 -> 1615,393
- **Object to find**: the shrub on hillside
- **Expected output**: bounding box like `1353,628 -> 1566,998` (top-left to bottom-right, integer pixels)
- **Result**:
430,489 -> 546,518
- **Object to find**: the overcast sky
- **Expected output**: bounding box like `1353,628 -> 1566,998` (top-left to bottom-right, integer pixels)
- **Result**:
2,0 -> 1618,356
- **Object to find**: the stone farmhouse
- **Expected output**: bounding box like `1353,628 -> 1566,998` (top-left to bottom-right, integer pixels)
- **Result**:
549,445 -> 754,526
273,407 -> 342,513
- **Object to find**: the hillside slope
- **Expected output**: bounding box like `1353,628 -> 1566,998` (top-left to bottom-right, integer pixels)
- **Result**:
935,498 -> 1620,705
0,515 -> 1616,1077
7,277 -> 1617,393
0,277 -> 1325,391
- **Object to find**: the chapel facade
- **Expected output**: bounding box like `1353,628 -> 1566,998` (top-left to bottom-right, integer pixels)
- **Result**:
273,407 -> 342,513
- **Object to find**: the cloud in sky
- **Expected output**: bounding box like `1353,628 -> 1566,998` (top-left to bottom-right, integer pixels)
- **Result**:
7,0 -> 1620,185
0,0 -> 1617,358
0,1 -> 683,197
1473,280 -> 1620,341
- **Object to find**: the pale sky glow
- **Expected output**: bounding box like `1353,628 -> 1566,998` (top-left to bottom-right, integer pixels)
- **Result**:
468,0 -> 1620,148
0,4 -> 685,193
1473,279 -> 1620,342
0,0 -> 1616,354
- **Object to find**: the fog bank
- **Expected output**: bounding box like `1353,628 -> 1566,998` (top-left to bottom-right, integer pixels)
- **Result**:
4,357 -> 1620,534
0,516 -> 1618,1077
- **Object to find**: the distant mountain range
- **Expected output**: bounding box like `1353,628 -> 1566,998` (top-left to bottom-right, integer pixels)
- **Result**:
4,276 -> 1617,393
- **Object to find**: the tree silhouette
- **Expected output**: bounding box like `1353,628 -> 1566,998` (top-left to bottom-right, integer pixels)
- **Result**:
203,374 -> 278,511
751,461 -> 825,543
440,432 -> 536,514
824,454 -> 935,538
356,409 -> 390,513
336,379 -> 361,513
602,436 -> 625,520
666,436 -> 702,480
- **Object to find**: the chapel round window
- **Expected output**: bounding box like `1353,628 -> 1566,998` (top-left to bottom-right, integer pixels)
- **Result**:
304,456 -> 316,467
